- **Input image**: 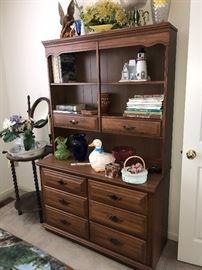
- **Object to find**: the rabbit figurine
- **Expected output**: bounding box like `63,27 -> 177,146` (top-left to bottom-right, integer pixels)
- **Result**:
58,0 -> 75,38
54,136 -> 71,160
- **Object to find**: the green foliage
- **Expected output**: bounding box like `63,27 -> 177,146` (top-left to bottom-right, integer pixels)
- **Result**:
80,0 -> 127,27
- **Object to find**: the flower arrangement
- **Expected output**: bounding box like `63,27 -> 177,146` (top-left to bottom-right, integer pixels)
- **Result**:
80,0 -> 127,27
0,115 -> 46,151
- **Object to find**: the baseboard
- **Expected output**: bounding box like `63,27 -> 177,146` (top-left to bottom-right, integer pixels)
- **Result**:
168,231 -> 178,242
0,187 -> 14,201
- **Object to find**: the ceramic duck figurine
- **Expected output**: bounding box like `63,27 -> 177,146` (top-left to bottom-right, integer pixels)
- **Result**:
88,139 -> 115,172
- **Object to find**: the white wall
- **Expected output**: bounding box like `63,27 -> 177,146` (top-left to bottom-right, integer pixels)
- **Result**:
0,0 -> 190,241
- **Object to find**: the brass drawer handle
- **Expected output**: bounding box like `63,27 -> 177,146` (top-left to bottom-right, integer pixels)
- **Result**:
58,199 -> 70,206
123,125 -> 135,131
70,119 -> 78,125
109,194 -> 122,201
109,238 -> 123,246
60,219 -> 71,226
58,179 -> 67,186
109,215 -> 122,223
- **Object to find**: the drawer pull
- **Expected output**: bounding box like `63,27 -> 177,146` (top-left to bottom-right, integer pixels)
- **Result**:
109,215 -> 122,223
109,194 -> 122,201
109,238 -> 123,246
70,119 -> 78,125
123,125 -> 135,131
60,219 -> 71,226
58,180 -> 67,186
58,199 -> 70,206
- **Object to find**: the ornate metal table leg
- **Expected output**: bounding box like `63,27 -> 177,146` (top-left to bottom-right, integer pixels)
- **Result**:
10,161 -> 22,215
31,160 -> 43,223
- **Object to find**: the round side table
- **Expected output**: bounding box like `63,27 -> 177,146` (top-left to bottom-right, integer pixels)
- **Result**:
6,150 -> 49,223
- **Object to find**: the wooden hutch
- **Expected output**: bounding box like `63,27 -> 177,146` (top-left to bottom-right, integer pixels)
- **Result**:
37,22 -> 177,270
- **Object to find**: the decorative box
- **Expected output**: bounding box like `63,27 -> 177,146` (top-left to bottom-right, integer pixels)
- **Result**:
105,162 -> 121,178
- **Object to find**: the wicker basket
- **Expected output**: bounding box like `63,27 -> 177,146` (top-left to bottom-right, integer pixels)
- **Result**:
121,155 -> 148,184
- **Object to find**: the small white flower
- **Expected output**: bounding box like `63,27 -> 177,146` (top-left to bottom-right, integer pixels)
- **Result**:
3,118 -> 12,129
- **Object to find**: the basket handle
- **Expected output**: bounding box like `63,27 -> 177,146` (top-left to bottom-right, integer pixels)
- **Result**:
123,155 -> 146,170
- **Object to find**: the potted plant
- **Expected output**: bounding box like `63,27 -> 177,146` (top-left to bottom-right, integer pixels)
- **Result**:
80,0 -> 127,32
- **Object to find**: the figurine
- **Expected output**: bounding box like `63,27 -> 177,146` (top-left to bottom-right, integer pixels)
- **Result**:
136,48 -> 148,80
121,63 -> 130,80
88,139 -> 115,172
54,136 -> 71,160
58,0 -> 75,38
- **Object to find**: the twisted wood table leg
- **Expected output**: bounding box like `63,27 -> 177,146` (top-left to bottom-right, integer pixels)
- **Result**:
31,160 -> 43,223
10,161 -> 22,215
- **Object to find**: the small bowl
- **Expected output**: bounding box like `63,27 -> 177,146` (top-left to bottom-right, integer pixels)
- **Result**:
112,146 -> 135,162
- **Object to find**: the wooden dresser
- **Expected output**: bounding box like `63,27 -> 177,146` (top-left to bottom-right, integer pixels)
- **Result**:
38,23 -> 177,269
38,156 -> 170,270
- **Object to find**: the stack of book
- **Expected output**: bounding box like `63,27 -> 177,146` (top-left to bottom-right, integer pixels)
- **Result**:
123,95 -> 164,119
52,53 -> 76,83
54,104 -> 86,114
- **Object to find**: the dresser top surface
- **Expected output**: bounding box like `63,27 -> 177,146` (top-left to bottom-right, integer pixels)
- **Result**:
37,155 -> 164,194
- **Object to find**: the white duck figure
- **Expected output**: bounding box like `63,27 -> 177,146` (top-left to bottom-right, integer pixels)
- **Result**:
88,139 -> 115,172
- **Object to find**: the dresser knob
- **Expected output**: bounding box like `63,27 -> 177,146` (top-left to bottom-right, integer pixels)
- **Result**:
109,238 -> 123,246
70,119 -> 78,125
123,125 -> 135,131
109,215 -> 122,223
58,179 -> 67,185
60,219 -> 71,226
109,194 -> 122,201
58,199 -> 70,206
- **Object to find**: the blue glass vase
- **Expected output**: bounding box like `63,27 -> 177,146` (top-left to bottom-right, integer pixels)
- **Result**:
69,133 -> 88,161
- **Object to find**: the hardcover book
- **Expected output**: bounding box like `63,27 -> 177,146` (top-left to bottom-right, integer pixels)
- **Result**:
56,103 -> 85,112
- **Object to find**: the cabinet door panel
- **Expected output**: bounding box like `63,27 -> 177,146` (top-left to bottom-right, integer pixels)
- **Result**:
89,201 -> 147,239
41,168 -> 87,196
88,180 -> 148,215
44,187 -> 88,218
45,205 -> 89,239
102,118 -> 161,137
90,222 -> 147,264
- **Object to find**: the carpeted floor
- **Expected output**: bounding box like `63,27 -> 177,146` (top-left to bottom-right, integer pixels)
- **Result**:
0,202 -> 201,270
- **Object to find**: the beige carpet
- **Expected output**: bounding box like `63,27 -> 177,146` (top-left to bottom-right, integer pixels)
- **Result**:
0,202 -> 201,270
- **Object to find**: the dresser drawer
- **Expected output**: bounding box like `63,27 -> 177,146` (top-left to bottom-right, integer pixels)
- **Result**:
45,205 -> 89,239
102,117 -> 161,137
41,168 -> 87,196
44,187 -> 88,218
53,112 -> 98,131
88,180 -> 148,215
89,201 -> 147,239
90,222 -> 147,264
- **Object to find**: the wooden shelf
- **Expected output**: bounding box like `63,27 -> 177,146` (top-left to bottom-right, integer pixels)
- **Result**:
102,81 -> 165,85
50,82 -> 98,86
15,191 -> 41,213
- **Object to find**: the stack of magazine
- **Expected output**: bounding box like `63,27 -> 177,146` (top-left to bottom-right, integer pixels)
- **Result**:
54,104 -> 86,114
123,95 -> 164,119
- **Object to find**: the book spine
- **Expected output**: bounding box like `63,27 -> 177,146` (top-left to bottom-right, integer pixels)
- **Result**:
123,113 -> 162,119
52,56 -> 61,83
126,108 -> 162,112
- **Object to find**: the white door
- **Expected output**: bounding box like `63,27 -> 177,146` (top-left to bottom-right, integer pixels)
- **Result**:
178,0 -> 202,266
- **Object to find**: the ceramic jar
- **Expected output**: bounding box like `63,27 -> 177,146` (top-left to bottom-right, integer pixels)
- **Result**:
69,133 -> 88,161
